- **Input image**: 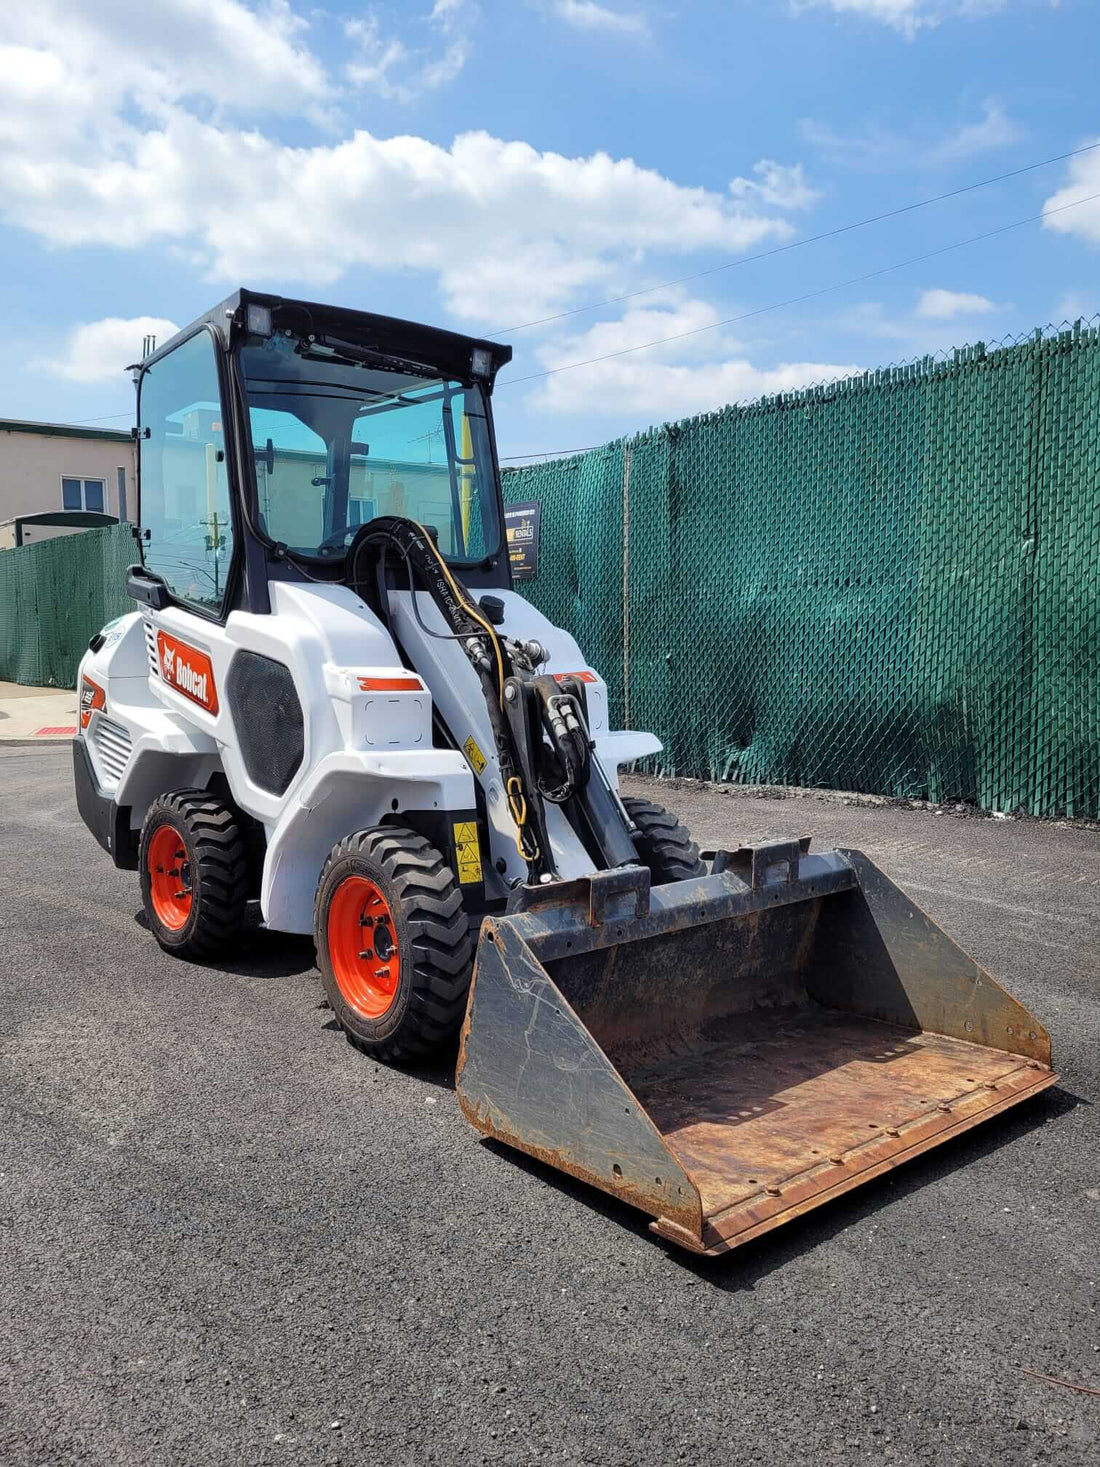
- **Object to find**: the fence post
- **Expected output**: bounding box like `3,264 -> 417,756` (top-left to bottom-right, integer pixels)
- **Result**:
621,444 -> 632,730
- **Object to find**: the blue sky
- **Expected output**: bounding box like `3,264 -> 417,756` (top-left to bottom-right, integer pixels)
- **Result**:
2,0 -> 1098,460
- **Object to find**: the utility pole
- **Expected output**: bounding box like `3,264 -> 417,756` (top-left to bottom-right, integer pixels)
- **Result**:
408,425 -> 444,462
202,511 -> 226,599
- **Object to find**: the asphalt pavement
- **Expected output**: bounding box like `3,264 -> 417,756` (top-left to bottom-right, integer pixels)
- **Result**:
1,745 -> 1098,1465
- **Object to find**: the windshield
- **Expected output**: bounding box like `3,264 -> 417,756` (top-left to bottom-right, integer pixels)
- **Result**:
239,333 -> 501,563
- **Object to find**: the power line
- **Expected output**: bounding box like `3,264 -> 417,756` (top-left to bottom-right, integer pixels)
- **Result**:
498,190 -> 1100,389
491,138 -> 1100,336
499,447 -> 601,460
58,412 -> 132,426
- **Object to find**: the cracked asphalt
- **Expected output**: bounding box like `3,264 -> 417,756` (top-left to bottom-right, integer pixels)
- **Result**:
2,744 -> 1098,1465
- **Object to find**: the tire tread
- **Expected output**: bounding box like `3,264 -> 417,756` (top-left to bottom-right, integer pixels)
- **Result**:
315,826 -> 473,1062
139,788 -> 249,958
623,795 -> 705,884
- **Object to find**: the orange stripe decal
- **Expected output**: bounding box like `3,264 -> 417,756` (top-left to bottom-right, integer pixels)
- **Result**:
357,676 -> 424,692
80,676 -> 106,729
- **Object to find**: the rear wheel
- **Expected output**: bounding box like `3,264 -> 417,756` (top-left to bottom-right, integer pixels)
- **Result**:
623,795 -> 706,884
139,790 -> 249,958
315,827 -> 474,1061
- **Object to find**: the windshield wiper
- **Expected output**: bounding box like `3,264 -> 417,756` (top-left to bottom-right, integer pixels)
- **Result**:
299,334 -> 441,380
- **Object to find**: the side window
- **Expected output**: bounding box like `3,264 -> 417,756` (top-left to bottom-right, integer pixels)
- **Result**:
139,331 -> 234,613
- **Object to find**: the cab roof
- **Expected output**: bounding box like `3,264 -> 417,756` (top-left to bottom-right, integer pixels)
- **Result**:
145,288 -> 512,385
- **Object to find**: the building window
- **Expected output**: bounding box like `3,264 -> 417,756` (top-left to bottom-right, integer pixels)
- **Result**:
62,477 -> 107,513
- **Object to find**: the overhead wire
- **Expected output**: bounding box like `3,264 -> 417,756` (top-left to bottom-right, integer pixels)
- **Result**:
44,144 -> 1100,438
499,447 -> 601,460
496,190 -> 1100,389
38,143 -> 1100,433
60,412 -> 132,424
489,138 -> 1100,336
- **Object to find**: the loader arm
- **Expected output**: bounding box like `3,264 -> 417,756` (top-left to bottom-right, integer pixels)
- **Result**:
344,514 -> 643,889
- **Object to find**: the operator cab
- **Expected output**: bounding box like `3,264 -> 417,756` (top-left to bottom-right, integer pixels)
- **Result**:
131,289 -> 513,621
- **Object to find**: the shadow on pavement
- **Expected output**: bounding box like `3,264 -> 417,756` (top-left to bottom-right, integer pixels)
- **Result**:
479,1083 -> 1085,1289
132,904 -> 319,979
314,999 -> 460,1091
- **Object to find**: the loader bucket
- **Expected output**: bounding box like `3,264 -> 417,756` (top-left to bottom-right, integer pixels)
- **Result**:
455,840 -> 1057,1255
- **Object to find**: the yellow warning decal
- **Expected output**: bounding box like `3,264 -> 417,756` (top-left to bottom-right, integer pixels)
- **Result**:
463,735 -> 487,775
453,821 -> 483,885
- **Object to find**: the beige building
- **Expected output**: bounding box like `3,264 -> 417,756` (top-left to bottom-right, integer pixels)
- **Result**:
0,418 -> 136,547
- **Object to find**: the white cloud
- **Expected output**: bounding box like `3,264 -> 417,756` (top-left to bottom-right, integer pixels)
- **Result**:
35,316 -> 180,383
419,43 -> 469,91
0,3 -> 793,326
1053,291 -> 1097,323
836,290 -> 1005,345
1043,144 -> 1100,246
545,1 -> 649,36
729,160 -> 821,211
793,1 -> 1006,40
527,297 -> 861,419
832,289 -> 1010,360
916,288 -> 998,319
345,1 -> 472,103
800,100 -> 1021,170
0,103 -> 793,325
0,1 -> 327,122
924,101 -> 1022,164
345,18 -> 411,98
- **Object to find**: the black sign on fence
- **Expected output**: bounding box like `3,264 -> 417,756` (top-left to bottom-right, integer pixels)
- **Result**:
504,500 -> 541,580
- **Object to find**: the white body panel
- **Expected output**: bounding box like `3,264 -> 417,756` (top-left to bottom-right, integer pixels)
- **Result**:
77,580 -> 661,935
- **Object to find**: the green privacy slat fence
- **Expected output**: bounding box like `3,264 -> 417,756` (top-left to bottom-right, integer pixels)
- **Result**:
504,321 -> 1100,818
0,525 -> 134,689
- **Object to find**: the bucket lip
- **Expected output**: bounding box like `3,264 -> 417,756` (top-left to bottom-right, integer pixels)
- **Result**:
651,1057 -> 1059,1257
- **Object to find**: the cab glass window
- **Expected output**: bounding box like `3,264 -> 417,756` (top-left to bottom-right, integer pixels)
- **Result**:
138,331 -> 235,612
240,332 -> 499,563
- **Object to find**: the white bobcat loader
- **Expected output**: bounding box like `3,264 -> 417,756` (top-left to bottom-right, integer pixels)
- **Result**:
75,290 -> 1056,1256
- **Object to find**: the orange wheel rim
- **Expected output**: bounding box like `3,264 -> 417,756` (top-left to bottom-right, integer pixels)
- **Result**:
147,823 -> 193,931
328,876 -> 401,1019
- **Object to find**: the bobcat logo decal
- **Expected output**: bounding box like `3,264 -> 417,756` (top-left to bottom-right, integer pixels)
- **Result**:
155,631 -> 219,715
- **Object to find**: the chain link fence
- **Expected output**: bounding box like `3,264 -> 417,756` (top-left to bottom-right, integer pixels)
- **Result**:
504,320 -> 1100,818
0,525 -> 134,688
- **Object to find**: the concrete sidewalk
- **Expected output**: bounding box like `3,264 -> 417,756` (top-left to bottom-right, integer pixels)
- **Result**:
0,680 -> 78,740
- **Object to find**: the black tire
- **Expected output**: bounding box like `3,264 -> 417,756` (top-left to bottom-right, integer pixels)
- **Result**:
315,826 -> 473,1062
622,795 -> 706,884
139,790 -> 249,958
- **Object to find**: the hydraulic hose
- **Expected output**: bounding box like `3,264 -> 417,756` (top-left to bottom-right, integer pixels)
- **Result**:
345,517 -> 544,875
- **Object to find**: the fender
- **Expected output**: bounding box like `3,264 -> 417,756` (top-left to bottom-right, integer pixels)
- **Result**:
261,748 -> 476,933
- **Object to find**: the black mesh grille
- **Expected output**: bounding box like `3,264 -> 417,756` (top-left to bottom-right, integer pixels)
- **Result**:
226,652 -> 304,796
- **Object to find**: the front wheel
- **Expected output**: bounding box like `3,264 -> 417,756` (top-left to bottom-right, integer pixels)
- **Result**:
315,827 -> 474,1061
622,795 -> 706,884
139,790 -> 249,958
